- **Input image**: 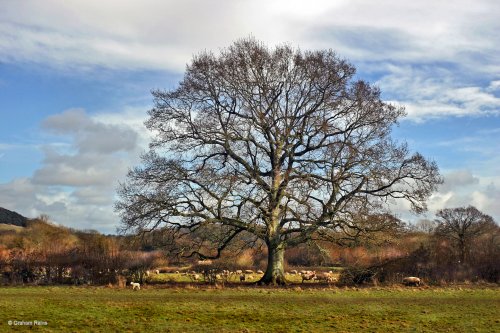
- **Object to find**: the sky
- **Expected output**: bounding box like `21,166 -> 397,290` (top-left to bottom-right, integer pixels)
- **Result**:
0,0 -> 499,234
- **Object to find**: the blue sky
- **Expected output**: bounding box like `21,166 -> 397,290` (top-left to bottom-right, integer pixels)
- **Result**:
1,0 -> 499,233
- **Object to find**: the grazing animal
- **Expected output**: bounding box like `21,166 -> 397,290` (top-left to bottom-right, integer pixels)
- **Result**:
190,273 -> 201,281
239,274 -> 246,282
402,276 -> 421,286
244,269 -> 254,274
301,272 -> 316,283
145,270 -> 150,277
155,269 -> 160,275
130,282 -> 140,290
290,270 -> 298,275
316,272 -> 336,283
235,270 -> 243,275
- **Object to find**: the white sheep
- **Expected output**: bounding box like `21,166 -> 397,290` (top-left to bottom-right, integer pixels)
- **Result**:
402,276 -> 421,286
155,269 -> 160,275
190,273 -> 201,281
130,282 -> 141,290
257,270 -> 264,274
301,271 -> 316,283
316,272 -> 336,283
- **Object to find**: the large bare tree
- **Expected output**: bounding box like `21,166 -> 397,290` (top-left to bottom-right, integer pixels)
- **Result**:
116,38 -> 441,284
435,206 -> 496,264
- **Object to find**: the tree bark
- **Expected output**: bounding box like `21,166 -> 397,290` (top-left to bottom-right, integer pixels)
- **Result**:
259,240 -> 286,285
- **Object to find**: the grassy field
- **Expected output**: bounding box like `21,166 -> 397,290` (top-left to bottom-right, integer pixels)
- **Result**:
0,285 -> 498,332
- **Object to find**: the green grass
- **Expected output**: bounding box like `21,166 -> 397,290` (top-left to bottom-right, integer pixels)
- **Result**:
0,286 -> 498,332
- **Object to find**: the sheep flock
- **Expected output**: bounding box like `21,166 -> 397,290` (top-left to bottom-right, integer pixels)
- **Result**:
129,268 -> 423,288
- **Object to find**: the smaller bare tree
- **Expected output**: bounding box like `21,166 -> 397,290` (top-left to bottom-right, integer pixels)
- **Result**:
435,206 -> 496,265
412,219 -> 437,233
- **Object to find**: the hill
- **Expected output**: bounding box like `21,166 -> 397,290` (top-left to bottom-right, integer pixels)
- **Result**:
0,207 -> 28,227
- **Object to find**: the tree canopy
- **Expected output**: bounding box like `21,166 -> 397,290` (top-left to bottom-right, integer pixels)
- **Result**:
116,37 -> 442,284
435,206 -> 496,264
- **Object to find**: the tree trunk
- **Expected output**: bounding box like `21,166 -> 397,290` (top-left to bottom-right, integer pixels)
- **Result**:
259,240 -> 286,285
459,238 -> 466,264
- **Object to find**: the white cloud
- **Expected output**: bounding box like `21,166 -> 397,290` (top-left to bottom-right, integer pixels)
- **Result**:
439,170 -> 479,193
376,65 -> 500,121
425,171 -> 500,223
0,0 -> 254,71
92,106 -> 152,147
0,0 -> 497,71
2,0 -> 497,124
42,109 -> 139,154
0,109 -> 145,233
389,168 -> 500,225
487,81 -> 500,92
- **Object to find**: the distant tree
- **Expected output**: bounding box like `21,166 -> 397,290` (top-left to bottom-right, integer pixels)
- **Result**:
116,37 -> 442,285
26,218 -> 79,283
412,219 -> 437,233
435,206 -> 496,264
77,232 -> 126,284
